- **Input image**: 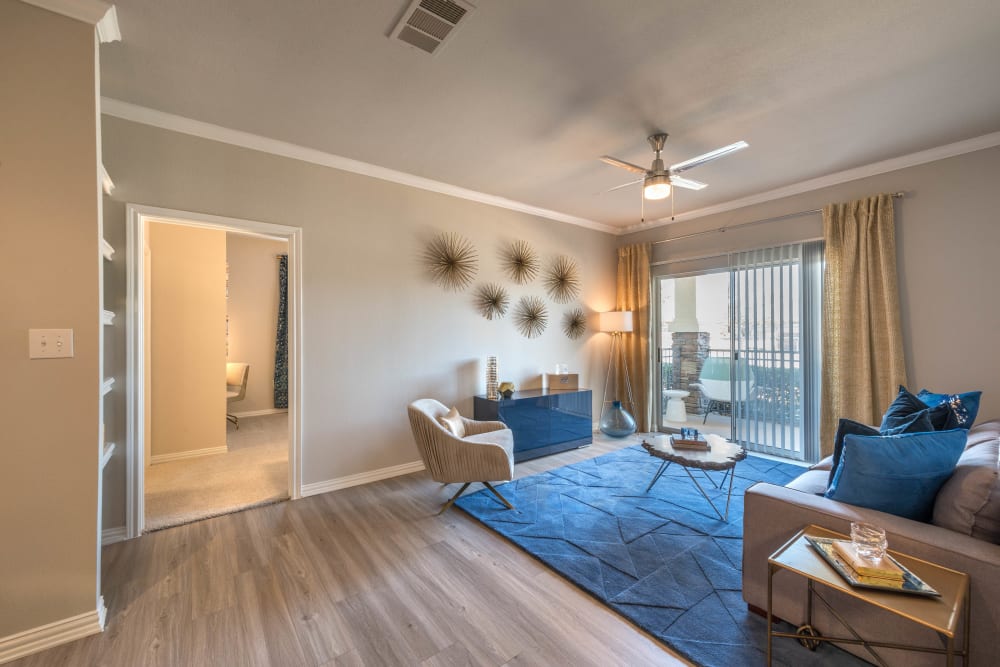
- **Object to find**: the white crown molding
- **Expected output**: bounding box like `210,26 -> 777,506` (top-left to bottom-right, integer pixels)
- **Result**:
0,601 -> 105,664
623,130 -> 1000,234
149,445 -> 228,465
100,98 -> 617,235
20,0 -> 110,25
95,5 -> 120,43
301,460 -> 426,498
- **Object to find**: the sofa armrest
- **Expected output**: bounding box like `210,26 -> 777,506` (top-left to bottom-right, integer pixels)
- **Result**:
743,482 -> 1000,666
462,418 -> 508,436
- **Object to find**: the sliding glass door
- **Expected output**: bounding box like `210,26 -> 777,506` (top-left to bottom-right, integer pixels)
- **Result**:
654,242 -> 822,463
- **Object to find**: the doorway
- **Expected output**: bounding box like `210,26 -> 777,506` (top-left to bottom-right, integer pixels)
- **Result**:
124,205 -> 303,538
654,242 -> 822,463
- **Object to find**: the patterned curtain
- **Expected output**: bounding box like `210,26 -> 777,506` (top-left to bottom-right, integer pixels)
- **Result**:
616,243 -> 653,432
820,194 -> 906,455
273,254 -> 289,409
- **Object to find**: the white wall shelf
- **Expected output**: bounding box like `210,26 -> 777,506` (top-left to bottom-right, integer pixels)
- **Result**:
101,239 -> 115,261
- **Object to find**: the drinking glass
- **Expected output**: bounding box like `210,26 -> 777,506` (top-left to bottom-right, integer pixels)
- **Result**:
851,522 -> 887,561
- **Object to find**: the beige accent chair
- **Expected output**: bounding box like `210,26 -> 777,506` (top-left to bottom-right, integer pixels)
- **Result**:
407,398 -> 516,514
226,362 -> 250,429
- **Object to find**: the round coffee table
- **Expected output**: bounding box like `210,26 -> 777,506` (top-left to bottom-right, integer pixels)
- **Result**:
663,389 -> 690,422
641,433 -> 747,520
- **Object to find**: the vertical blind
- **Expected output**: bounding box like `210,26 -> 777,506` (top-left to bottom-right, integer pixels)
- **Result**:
729,242 -> 822,462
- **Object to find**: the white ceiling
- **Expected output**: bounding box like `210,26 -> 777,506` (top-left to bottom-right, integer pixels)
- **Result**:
100,0 -> 1000,231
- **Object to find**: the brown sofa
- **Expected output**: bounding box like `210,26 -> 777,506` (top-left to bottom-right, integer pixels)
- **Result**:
742,419 -> 1000,666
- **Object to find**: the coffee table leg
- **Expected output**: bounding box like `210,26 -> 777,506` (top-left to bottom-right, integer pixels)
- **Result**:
722,462 -> 737,521
645,460 -> 671,492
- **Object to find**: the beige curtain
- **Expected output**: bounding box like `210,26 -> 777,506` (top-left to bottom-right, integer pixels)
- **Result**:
820,193 -> 907,455
616,243 -> 653,432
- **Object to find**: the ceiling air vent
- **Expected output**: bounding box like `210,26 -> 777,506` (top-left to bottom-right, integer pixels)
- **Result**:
390,0 -> 475,56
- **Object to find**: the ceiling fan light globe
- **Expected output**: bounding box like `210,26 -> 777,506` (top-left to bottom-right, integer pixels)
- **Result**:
643,174 -> 671,200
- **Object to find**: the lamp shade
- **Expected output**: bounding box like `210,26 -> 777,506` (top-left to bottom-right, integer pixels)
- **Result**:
599,310 -> 633,333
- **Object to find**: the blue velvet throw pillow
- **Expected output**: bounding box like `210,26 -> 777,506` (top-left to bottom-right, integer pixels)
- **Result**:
917,388 -> 983,429
825,429 -> 967,521
880,386 -> 953,431
828,412 -> 934,485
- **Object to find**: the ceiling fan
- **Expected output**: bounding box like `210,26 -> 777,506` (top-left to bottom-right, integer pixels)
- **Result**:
601,133 -> 748,200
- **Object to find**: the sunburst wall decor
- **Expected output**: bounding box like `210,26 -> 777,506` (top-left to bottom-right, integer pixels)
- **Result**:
474,282 -> 510,320
501,240 -> 540,285
544,255 -> 582,303
562,308 -> 587,340
512,296 -> 548,339
424,232 -> 478,291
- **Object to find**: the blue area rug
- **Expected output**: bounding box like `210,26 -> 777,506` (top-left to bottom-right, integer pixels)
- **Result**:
456,444 -> 868,667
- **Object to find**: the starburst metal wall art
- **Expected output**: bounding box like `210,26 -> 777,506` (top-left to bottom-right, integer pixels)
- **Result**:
474,282 -> 510,320
424,232 -> 478,291
501,240 -> 540,285
544,255 -> 582,303
562,308 -> 587,340
512,296 -> 548,339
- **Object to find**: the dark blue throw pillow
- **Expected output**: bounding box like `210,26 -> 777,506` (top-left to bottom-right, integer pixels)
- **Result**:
880,386 -> 953,431
828,412 -> 934,485
917,388 -> 983,429
825,429 -> 967,521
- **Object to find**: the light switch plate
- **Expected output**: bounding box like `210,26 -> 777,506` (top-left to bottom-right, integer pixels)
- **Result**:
29,329 -> 74,358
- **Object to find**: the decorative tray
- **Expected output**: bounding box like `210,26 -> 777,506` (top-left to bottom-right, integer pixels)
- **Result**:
805,536 -> 940,597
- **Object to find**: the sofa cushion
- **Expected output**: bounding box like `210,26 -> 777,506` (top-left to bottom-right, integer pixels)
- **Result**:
917,388 -> 983,429
829,412 -> 934,485
932,429 -> 1000,543
786,469 -> 830,495
826,429 -> 967,521
881,386 -> 954,431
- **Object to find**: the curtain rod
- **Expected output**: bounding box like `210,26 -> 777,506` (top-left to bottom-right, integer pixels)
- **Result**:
652,192 -> 905,246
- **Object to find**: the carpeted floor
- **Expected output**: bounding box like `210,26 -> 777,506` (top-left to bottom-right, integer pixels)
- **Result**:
144,413 -> 289,531
456,444 -> 869,667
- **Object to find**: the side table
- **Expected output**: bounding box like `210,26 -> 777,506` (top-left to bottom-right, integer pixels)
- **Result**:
766,525 -> 970,667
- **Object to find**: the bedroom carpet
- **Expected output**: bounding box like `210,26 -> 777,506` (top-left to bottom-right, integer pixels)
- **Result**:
456,444 -> 869,667
144,413 -> 289,531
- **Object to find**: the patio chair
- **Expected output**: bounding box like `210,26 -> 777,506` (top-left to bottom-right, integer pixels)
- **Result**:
690,356 -> 755,424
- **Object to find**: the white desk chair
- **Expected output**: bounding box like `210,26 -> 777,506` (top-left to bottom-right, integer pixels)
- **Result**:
226,362 -> 250,429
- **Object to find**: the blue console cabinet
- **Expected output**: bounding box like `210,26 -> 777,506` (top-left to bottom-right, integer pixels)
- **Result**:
474,389 -> 592,462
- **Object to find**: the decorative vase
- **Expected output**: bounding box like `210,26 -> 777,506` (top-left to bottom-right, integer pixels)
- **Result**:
600,400 -> 637,437
498,381 -> 515,399
486,356 -> 499,400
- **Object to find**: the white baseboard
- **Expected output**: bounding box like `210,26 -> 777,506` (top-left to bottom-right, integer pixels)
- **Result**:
102,526 -> 127,546
150,445 -> 227,465
301,460 -> 426,497
230,408 -> 288,418
0,599 -> 105,665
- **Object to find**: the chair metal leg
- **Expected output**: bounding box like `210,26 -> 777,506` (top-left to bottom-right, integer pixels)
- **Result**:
483,481 -> 515,510
227,413 -> 239,429
438,482 -> 471,514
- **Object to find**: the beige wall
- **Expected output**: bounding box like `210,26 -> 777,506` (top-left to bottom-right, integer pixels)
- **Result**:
148,223 -> 228,457
622,145 -> 1000,423
226,233 -> 288,413
0,2 -> 100,637
100,116 -> 617,498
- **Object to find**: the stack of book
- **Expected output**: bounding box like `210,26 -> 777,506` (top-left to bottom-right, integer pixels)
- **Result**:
832,540 -> 904,582
670,434 -> 710,451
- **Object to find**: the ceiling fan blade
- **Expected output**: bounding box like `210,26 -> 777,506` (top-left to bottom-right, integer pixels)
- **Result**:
601,178 -> 644,194
669,141 -> 748,174
599,156 -> 648,175
669,175 -> 708,191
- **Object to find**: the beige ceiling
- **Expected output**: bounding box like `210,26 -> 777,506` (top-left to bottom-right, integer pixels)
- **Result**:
100,0 -> 1000,230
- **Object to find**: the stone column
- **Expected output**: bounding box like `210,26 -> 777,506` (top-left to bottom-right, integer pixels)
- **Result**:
671,332 -> 710,413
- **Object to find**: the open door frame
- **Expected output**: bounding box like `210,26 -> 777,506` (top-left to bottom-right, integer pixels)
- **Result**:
124,203 -> 303,539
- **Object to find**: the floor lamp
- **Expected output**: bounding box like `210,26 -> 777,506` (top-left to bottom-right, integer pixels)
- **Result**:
599,310 -> 635,423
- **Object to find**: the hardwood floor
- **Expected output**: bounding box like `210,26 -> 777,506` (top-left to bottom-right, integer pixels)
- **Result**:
16,433 -> 690,666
